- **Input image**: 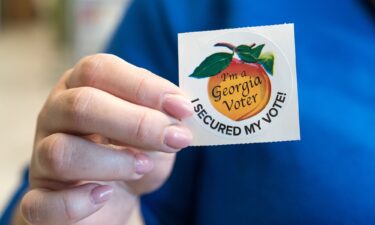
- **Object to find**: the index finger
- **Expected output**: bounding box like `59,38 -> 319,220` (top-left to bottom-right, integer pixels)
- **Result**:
66,54 -> 193,119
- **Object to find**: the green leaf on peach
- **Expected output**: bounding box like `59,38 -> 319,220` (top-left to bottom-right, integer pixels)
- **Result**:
189,52 -> 233,78
236,44 -> 265,63
258,53 -> 275,76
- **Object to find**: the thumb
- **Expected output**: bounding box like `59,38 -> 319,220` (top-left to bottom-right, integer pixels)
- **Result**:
20,183 -> 113,225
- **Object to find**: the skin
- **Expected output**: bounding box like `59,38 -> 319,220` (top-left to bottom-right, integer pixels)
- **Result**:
11,54 -> 194,225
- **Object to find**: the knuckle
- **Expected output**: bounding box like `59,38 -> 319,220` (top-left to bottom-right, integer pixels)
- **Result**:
134,110 -> 149,142
133,110 -> 170,149
134,66 -> 178,108
21,191 -> 42,225
61,192 -> 75,221
134,75 -> 148,103
65,87 -> 94,126
36,95 -> 57,130
38,134 -> 72,177
75,54 -> 106,86
36,107 -> 47,129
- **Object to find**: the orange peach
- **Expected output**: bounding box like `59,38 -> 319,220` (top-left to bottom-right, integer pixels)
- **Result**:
207,58 -> 271,121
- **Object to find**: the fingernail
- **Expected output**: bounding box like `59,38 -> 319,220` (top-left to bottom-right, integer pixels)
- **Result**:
162,94 -> 194,119
164,126 -> 193,150
134,153 -> 154,175
91,185 -> 113,205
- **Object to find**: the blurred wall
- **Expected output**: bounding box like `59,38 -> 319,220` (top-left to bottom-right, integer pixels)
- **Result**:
1,0 -> 36,23
68,0 -> 131,61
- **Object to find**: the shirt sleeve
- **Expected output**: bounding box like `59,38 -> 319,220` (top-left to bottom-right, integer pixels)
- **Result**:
0,167 -> 29,225
106,0 -> 231,84
106,0 -> 179,84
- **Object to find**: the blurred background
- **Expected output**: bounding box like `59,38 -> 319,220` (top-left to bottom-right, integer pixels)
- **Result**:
0,0 -> 130,213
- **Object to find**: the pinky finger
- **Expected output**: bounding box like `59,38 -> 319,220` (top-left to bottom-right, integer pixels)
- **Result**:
20,183 -> 113,225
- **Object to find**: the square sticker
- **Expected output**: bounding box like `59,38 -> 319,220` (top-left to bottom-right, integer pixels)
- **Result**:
178,24 -> 300,146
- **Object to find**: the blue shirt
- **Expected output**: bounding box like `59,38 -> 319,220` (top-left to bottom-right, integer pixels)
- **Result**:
2,0 -> 375,224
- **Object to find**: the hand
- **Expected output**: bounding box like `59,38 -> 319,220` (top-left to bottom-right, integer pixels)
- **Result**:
16,54 -> 193,225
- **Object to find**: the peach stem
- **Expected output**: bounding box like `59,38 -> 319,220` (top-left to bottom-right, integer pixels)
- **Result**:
214,42 -> 236,52
249,43 -> 256,48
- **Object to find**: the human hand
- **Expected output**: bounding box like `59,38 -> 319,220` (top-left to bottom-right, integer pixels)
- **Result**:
16,54 -> 193,225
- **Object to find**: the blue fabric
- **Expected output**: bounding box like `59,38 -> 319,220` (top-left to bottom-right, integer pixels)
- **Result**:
108,0 -> 375,225
1,0 -> 374,224
0,168 -> 29,224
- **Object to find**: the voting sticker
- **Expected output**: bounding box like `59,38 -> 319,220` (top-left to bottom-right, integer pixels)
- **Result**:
178,24 -> 300,146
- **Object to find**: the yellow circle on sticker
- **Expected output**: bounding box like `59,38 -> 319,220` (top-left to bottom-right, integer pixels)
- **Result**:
207,58 -> 271,121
